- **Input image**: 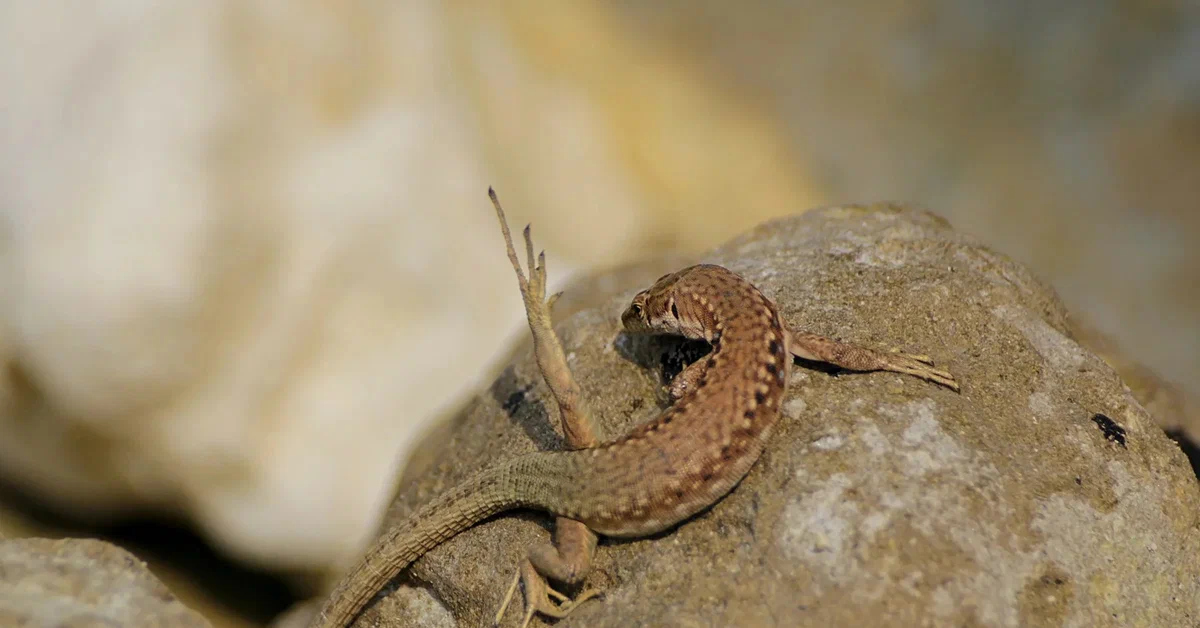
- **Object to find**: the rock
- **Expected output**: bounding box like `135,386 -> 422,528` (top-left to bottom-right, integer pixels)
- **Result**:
6,4 -> 1198,580
0,537 -> 210,627
348,205 -> 1200,627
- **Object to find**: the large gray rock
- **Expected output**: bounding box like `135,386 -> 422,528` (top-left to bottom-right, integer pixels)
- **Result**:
0,537 -> 211,627
352,205 -> 1200,627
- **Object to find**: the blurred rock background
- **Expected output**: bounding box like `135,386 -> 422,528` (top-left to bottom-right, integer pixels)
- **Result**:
0,1 -> 1195,626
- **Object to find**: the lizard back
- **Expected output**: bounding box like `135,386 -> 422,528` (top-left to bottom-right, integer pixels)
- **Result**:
555,264 -> 791,535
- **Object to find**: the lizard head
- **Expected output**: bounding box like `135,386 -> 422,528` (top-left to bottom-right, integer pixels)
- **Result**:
621,265 -> 718,340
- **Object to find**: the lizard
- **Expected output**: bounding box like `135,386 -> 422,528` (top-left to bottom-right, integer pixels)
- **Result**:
307,189 -> 959,628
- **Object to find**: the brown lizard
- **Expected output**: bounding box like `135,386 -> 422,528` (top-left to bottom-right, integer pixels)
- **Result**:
307,189 -> 958,628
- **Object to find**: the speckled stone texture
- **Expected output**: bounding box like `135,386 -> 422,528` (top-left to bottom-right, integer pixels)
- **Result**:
353,205 -> 1200,627
0,537 -> 211,627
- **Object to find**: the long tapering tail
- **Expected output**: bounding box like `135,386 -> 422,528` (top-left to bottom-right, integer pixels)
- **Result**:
308,459 -> 536,628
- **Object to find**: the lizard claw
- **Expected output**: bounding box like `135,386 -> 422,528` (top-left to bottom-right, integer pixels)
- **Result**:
883,353 -> 960,392
523,225 -> 535,277
492,190 -> 559,319
494,560 -> 601,628
888,347 -> 934,365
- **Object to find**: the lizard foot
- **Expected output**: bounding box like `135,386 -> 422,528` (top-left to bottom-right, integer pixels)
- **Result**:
489,188 -> 561,328
878,351 -> 959,392
494,560 -> 601,628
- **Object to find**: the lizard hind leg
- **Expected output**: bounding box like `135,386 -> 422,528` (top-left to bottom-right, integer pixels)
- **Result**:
488,189 -> 604,626
493,528 -> 602,627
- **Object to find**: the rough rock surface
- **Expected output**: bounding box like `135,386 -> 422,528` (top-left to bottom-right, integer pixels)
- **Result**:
7,4 -> 1199,579
0,537 -> 211,627
351,205 -> 1200,627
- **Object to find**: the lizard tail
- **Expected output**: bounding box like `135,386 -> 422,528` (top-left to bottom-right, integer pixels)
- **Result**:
307,453 -> 556,628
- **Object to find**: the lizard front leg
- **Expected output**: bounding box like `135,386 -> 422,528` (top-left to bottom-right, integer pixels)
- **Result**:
489,189 -> 602,627
665,323 -> 959,401
666,357 -> 709,402
786,328 -> 959,391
